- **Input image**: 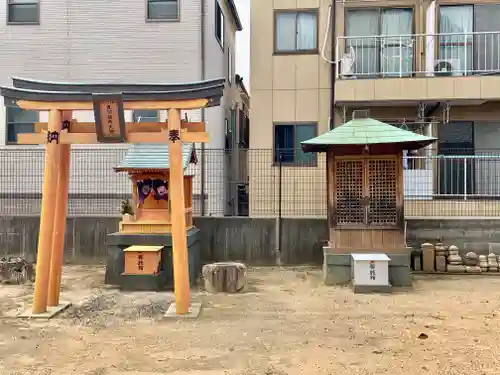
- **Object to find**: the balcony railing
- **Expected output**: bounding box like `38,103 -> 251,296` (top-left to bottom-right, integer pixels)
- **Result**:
336,31 -> 500,79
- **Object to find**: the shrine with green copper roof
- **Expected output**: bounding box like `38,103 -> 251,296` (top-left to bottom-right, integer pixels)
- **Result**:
304,113 -> 437,291
301,116 -> 436,155
114,143 -> 197,172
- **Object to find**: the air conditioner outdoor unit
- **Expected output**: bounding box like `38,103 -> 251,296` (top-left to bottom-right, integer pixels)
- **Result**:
434,59 -> 463,77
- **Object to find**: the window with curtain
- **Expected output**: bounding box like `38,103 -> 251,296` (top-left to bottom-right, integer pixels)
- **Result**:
439,5 -> 500,74
274,123 -> 317,165
146,0 -> 179,21
133,110 -> 159,122
7,0 -> 39,24
275,10 -> 318,53
6,107 -> 37,144
345,8 -> 414,77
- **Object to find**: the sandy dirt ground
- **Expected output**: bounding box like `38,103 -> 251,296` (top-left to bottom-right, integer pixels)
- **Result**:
0,265 -> 499,375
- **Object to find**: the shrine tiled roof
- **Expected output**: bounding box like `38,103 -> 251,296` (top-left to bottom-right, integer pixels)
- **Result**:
114,143 -> 197,172
301,117 -> 437,153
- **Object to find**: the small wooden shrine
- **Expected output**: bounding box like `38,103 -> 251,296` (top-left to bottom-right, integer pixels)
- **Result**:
0,76 -> 224,317
108,143 -> 201,291
114,143 -> 198,234
301,112 -> 436,286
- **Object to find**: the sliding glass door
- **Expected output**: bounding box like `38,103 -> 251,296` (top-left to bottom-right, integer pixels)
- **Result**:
345,8 -> 413,77
439,4 -> 500,75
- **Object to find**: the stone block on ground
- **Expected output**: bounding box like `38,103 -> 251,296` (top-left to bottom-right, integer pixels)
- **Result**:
487,253 -> 498,272
435,256 -> 446,272
465,266 -> 481,273
422,244 -> 435,272
446,264 -> 466,273
447,255 -> 462,265
435,243 -> 448,257
465,265 -> 481,273
202,262 -> 247,293
464,252 -> 478,266
0,257 -> 35,284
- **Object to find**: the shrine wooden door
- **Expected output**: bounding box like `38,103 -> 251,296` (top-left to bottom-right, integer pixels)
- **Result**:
329,155 -> 404,252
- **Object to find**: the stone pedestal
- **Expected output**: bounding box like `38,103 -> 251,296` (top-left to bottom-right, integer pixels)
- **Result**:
322,247 -> 412,287
105,227 -> 201,291
421,243 -> 435,272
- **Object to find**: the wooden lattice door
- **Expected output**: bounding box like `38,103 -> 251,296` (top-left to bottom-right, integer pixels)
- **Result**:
334,159 -> 365,225
367,159 -> 398,225
333,157 -> 400,227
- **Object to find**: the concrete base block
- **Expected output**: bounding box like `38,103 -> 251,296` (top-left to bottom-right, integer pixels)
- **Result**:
164,302 -> 202,319
323,249 -> 413,287
105,227 -> 201,291
353,284 -> 392,294
15,302 -> 71,319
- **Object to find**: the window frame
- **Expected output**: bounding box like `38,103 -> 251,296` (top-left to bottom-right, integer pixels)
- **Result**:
5,106 -> 39,145
273,8 -> 319,55
273,122 -> 318,167
343,6 -> 416,77
437,3 -> 500,74
7,0 -> 40,25
132,110 -> 159,122
215,0 -> 225,48
145,0 -> 180,22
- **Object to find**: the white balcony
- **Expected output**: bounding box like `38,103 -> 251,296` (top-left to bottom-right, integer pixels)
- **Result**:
334,32 -> 500,105
336,31 -> 500,79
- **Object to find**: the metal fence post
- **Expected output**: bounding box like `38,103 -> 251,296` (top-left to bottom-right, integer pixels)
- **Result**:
463,156 -> 468,201
276,153 -> 283,266
200,145 -> 206,216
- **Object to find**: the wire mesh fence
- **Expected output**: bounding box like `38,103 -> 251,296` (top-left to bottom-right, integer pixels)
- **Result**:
1,147 -> 500,218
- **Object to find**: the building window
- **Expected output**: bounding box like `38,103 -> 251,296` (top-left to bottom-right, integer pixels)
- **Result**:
146,0 -> 179,21
6,107 -> 37,144
215,1 -> 224,47
7,0 -> 39,24
439,4 -> 500,74
275,10 -> 318,53
133,110 -> 159,122
344,8 -> 413,77
228,48 -> 233,85
274,123 -> 317,165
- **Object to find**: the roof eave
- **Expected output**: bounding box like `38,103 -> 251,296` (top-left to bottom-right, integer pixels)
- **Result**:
1,82 -> 225,107
227,0 -> 243,31
301,139 -> 437,154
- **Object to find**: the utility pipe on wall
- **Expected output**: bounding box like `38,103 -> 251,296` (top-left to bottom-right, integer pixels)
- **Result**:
200,0 -> 206,216
321,2 -> 336,129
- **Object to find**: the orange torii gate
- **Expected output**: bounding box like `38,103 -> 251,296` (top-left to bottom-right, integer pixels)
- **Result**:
0,77 -> 225,317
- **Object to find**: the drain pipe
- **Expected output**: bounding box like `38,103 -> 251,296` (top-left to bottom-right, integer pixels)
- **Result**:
200,0 -> 206,216
328,1 -> 336,129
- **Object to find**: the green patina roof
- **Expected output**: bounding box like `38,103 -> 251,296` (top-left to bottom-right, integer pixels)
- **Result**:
302,118 -> 437,148
115,143 -> 197,171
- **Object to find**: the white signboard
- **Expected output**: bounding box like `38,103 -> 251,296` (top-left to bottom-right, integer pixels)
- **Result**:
351,253 -> 390,287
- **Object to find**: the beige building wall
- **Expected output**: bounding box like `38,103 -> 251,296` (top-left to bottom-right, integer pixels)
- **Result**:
250,0 -> 333,217
249,0 -> 500,218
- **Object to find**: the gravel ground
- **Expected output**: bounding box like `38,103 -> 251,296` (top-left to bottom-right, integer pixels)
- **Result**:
0,265 -> 499,375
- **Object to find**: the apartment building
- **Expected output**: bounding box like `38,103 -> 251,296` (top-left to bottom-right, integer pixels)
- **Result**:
0,0 -> 243,216
250,0 -> 500,218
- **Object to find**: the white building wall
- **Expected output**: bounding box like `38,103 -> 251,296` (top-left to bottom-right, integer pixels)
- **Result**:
0,0 -> 239,216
